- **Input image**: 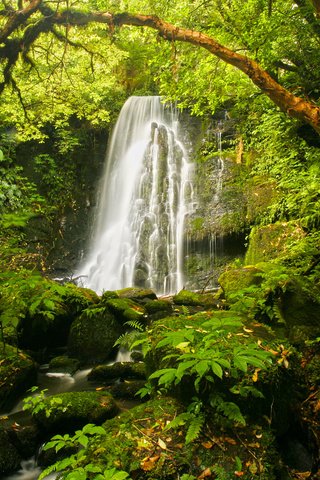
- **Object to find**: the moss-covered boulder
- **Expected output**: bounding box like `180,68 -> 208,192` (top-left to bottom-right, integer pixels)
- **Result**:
0,426 -> 21,476
49,355 -> 80,374
107,380 -> 146,400
68,305 -> 123,363
245,222 -> 305,265
144,299 -> 173,320
116,287 -> 157,303
218,266 -> 263,303
88,361 -> 146,382
18,282 -> 99,352
104,297 -> 147,325
173,289 -> 219,308
32,391 -> 118,434
279,278 -> 320,335
0,345 -> 37,411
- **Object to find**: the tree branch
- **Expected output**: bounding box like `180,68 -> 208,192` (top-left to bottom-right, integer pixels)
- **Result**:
0,7 -> 319,134
109,13 -> 320,134
0,0 -> 42,44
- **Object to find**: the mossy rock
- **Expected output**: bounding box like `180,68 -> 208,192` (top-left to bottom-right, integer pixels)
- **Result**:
64,396 -> 278,479
0,427 -> 21,475
18,281 -> 99,352
144,299 -> 173,321
218,266 -> 263,303
107,380 -> 146,400
245,222 -> 305,265
116,287 -> 157,303
0,345 -> 37,411
68,305 -> 123,363
105,297 -> 147,325
279,278 -> 320,333
88,361 -> 146,382
33,391 -> 119,434
173,289 -> 219,308
61,283 -> 100,312
49,355 -> 80,375
101,290 -> 120,302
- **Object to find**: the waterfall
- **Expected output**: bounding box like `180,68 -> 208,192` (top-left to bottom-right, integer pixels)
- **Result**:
78,96 -> 196,295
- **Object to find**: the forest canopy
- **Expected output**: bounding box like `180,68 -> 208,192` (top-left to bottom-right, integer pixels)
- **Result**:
0,0 -> 320,140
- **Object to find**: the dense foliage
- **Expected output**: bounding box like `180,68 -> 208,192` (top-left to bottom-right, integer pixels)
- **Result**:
0,1 -> 320,478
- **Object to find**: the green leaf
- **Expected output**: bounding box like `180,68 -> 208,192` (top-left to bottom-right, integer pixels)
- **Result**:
210,361 -> 223,378
195,360 -> 209,378
233,356 -> 248,372
78,434 -> 88,448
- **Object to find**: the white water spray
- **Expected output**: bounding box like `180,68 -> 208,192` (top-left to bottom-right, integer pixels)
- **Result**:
78,96 -> 196,294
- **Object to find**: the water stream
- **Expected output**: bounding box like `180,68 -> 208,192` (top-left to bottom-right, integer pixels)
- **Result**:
77,96 -> 196,295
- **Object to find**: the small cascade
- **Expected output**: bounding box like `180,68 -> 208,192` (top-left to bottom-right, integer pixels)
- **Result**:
78,96 -> 196,295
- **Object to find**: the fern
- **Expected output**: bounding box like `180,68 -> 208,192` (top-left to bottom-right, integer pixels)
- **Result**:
185,414 -> 205,444
124,319 -> 144,331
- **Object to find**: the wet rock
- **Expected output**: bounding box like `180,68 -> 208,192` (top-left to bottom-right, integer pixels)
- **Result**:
0,345 -> 37,411
116,287 -> 157,303
88,361 -> 146,382
0,426 -> 22,475
48,355 -> 80,375
32,391 -> 119,434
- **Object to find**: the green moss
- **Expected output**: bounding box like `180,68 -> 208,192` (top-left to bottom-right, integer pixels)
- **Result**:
173,289 -> 218,307
101,290 -> 119,302
218,266 -> 263,303
68,305 -> 123,363
49,356 -> 80,374
0,345 -> 37,410
88,361 -> 146,382
33,391 -> 119,433
245,222 -> 305,265
115,287 -> 157,303
105,298 -> 146,325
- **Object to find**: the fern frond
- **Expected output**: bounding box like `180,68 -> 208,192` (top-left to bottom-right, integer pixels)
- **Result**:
185,414 -> 205,444
124,319 -> 144,331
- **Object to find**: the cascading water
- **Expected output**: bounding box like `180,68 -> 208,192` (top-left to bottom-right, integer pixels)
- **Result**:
78,96 -> 196,295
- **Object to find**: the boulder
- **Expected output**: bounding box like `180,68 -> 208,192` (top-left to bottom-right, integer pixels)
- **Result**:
104,297 -> 147,325
218,266 -> 263,303
144,298 -> 173,320
88,361 -> 146,382
245,222 -> 305,265
68,305 -> 123,363
173,289 -> 219,308
32,391 -> 119,434
116,287 -> 157,303
0,345 -> 37,411
18,282 -> 99,351
0,427 -> 21,476
48,355 -> 80,375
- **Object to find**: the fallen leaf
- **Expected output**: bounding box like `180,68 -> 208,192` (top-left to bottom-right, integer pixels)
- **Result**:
198,467 -> 211,478
223,436 -> 237,445
158,438 -> 167,450
234,471 -> 244,477
248,442 -> 260,448
95,387 -> 104,391
201,441 -> 213,449
243,327 -> 253,333
252,368 -> 261,382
